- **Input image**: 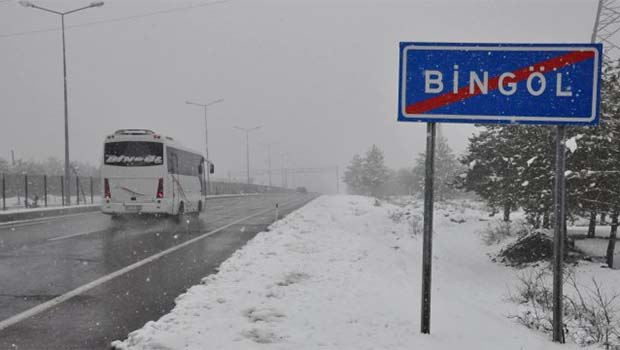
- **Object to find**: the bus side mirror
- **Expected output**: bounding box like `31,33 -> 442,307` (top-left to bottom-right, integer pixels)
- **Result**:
210,163 -> 215,174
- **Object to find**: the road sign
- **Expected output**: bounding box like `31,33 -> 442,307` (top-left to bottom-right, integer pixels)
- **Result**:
398,43 -> 602,125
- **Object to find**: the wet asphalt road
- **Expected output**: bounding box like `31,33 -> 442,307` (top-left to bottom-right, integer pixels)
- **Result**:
0,193 -> 314,350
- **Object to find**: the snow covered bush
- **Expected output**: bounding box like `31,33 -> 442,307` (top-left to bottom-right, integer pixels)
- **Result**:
509,266 -> 620,349
481,219 -> 529,246
496,230 -> 556,266
564,274 -> 620,349
508,267 -> 554,333
387,206 -> 422,237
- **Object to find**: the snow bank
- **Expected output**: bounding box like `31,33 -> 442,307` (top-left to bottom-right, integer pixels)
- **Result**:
112,195 -> 578,350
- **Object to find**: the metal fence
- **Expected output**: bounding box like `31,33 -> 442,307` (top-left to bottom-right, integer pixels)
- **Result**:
1,173 -> 101,210
1,174 -> 291,211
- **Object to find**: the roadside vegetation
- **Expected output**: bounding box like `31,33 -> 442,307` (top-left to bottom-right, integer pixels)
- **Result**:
342,136 -> 463,201
342,63 -> 620,346
480,219 -> 620,348
508,264 -> 620,349
456,64 -> 620,346
458,62 -> 620,268
342,62 -> 620,349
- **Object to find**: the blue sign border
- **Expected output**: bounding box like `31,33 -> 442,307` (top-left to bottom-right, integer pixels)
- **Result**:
397,42 -> 603,126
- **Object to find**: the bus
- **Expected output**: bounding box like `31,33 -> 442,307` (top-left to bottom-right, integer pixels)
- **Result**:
100,129 -> 213,220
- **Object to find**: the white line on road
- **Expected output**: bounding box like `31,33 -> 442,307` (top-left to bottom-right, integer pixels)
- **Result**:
0,212 -> 97,230
47,230 -> 102,242
0,197 -> 306,331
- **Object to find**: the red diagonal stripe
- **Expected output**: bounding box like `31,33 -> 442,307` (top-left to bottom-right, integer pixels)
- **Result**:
405,50 -> 595,114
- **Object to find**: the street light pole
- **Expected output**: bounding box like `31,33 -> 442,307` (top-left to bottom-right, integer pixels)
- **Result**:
280,152 -> 288,188
261,142 -> 277,187
186,99 -> 223,195
61,13 -> 70,206
267,143 -> 272,186
234,126 -> 261,184
20,1 -> 104,206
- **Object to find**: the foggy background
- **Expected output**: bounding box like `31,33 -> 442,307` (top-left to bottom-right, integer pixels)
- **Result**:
0,0 -> 598,192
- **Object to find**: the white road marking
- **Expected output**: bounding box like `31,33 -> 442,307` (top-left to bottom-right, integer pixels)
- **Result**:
0,197 -> 305,331
0,212 -> 97,230
47,230 -> 101,242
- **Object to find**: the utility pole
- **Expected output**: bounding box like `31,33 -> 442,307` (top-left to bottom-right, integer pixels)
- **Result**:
21,0 -> 104,205
267,144 -> 272,187
289,158 -> 296,187
186,98 -> 224,195
261,142 -> 277,187
246,132 -> 250,183
280,153 -> 288,188
234,126 -> 261,184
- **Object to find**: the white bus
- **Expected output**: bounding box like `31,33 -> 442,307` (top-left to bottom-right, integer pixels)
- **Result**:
101,129 -> 212,220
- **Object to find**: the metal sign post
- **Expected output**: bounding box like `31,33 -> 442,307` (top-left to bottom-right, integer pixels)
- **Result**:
421,122 -> 435,334
553,125 -> 566,342
398,42 -> 602,336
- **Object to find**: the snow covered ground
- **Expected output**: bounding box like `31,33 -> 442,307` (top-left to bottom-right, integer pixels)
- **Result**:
0,195 -> 101,211
111,195 -> 598,350
574,239 -> 620,269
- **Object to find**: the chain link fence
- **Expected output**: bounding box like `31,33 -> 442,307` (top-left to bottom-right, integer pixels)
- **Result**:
1,173 -> 291,211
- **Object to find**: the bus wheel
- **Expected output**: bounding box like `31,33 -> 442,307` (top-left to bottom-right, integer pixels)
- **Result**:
174,202 -> 185,223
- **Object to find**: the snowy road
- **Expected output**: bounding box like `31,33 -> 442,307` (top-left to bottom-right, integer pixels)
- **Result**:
0,193 -> 314,350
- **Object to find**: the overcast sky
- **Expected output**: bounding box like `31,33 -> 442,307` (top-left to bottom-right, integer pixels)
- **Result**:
0,0 -> 600,190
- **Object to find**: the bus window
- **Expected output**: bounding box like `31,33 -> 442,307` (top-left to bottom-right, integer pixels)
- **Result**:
104,142 -> 163,167
166,146 -> 203,176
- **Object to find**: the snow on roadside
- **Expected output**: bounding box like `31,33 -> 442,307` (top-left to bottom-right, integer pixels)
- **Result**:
482,218 -> 620,348
111,195 -> 578,350
0,195 -> 101,212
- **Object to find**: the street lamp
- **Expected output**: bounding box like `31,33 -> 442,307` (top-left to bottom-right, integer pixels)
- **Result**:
186,98 -> 224,195
21,0 -> 104,206
234,126 -> 261,184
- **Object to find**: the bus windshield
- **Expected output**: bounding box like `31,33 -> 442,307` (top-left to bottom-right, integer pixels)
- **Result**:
104,141 -> 164,167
